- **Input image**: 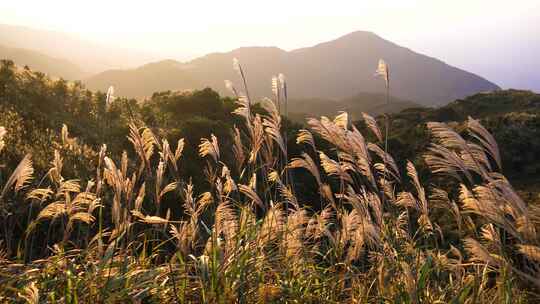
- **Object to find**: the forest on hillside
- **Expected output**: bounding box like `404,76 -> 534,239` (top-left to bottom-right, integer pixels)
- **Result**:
1,59 -> 540,302
1,59 -> 538,193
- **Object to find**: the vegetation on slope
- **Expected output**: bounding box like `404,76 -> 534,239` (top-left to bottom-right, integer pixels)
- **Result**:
0,45 -> 85,80
85,31 -> 499,105
288,92 -> 419,122
379,89 -> 540,186
0,24 -> 156,74
0,60 -> 538,302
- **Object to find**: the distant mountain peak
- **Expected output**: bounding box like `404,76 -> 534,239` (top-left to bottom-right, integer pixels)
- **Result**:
0,24 -> 157,74
231,46 -> 285,53
336,30 -> 379,39
0,44 -> 84,79
292,30 -> 393,55
85,31 -> 499,105
138,59 -> 183,70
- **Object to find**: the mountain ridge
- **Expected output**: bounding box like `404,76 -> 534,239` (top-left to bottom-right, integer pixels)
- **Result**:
287,91 -> 420,123
0,24 -> 158,74
0,44 -> 85,79
85,30 -> 499,106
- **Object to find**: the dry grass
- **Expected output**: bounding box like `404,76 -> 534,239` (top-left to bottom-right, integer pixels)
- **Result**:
0,59 -> 539,303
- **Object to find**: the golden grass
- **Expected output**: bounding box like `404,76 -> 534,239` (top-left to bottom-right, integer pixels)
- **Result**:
0,59 -> 538,303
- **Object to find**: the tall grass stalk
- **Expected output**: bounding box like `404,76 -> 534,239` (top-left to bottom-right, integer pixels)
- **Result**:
0,60 -> 538,303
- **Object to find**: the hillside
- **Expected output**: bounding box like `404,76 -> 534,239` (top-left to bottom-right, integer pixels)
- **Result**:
0,44 -> 84,79
387,89 -> 540,124
288,92 -> 419,122
2,59 -> 536,189
86,31 -> 499,105
0,24 -> 156,75
81,60 -> 202,97
374,89 -> 540,185
1,63 -> 539,302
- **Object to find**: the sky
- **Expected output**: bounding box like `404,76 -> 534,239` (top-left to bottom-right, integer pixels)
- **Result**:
1,0 -> 539,90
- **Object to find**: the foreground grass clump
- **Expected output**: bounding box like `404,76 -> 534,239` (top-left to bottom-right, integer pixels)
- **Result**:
1,75 -> 540,303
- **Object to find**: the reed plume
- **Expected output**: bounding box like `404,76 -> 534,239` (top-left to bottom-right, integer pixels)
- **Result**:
1,57 -> 538,303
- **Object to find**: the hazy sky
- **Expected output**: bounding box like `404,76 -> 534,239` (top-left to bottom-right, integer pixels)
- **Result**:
1,0 -> 539,90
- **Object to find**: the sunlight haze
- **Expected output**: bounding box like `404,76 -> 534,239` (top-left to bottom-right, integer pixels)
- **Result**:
1,0 -> 539,90
2,1 -> 540,301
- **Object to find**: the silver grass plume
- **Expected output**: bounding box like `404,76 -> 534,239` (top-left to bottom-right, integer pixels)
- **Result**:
224,80 -> 239,97
128,123 -> 156,174
272,75 -> 280,107
463,238 -> 501,267
375,59 -> 389,89
239,184 -> 264,209
334,112 -> 349,130
361,112 -> 383,142
174,138 -> 185,162
131,210 -> 169,225
1,154 -> 34,199
289,153 -> 322,186
296,129 -> 316,151
277,74 -> 288,125
232,58 -> 251,106
467,117 -> 502,170
368,143 -> 401,182
0,126 -> 6,152
261,97 -> 286,156
375,59 -> 391,199
155,160 -> 165,204
318,151 -> 353,183
199,134 -> 220,163
231,125 -> 245,174
105,86 -> 115,110
18,281 -> 39,304
278,73 -> 287,101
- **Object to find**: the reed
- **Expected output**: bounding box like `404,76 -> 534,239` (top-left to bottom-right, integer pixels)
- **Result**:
0,60 -> 538,303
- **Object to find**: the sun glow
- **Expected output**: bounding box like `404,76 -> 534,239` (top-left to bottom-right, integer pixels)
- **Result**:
1,0 -> 538,52
1,0 -> 539,89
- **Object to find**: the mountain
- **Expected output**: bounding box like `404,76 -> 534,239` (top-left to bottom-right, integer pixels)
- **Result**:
383,89 -> 540,184
85,31 -> 499,106
287,92 -> 419,123
0,45 -> 84,79
0,24 -> 156,75
82,60 -> 201,97
385,89 -> 540,129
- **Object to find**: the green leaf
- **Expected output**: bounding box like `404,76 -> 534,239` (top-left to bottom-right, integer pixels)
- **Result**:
451,282 -> 474,304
